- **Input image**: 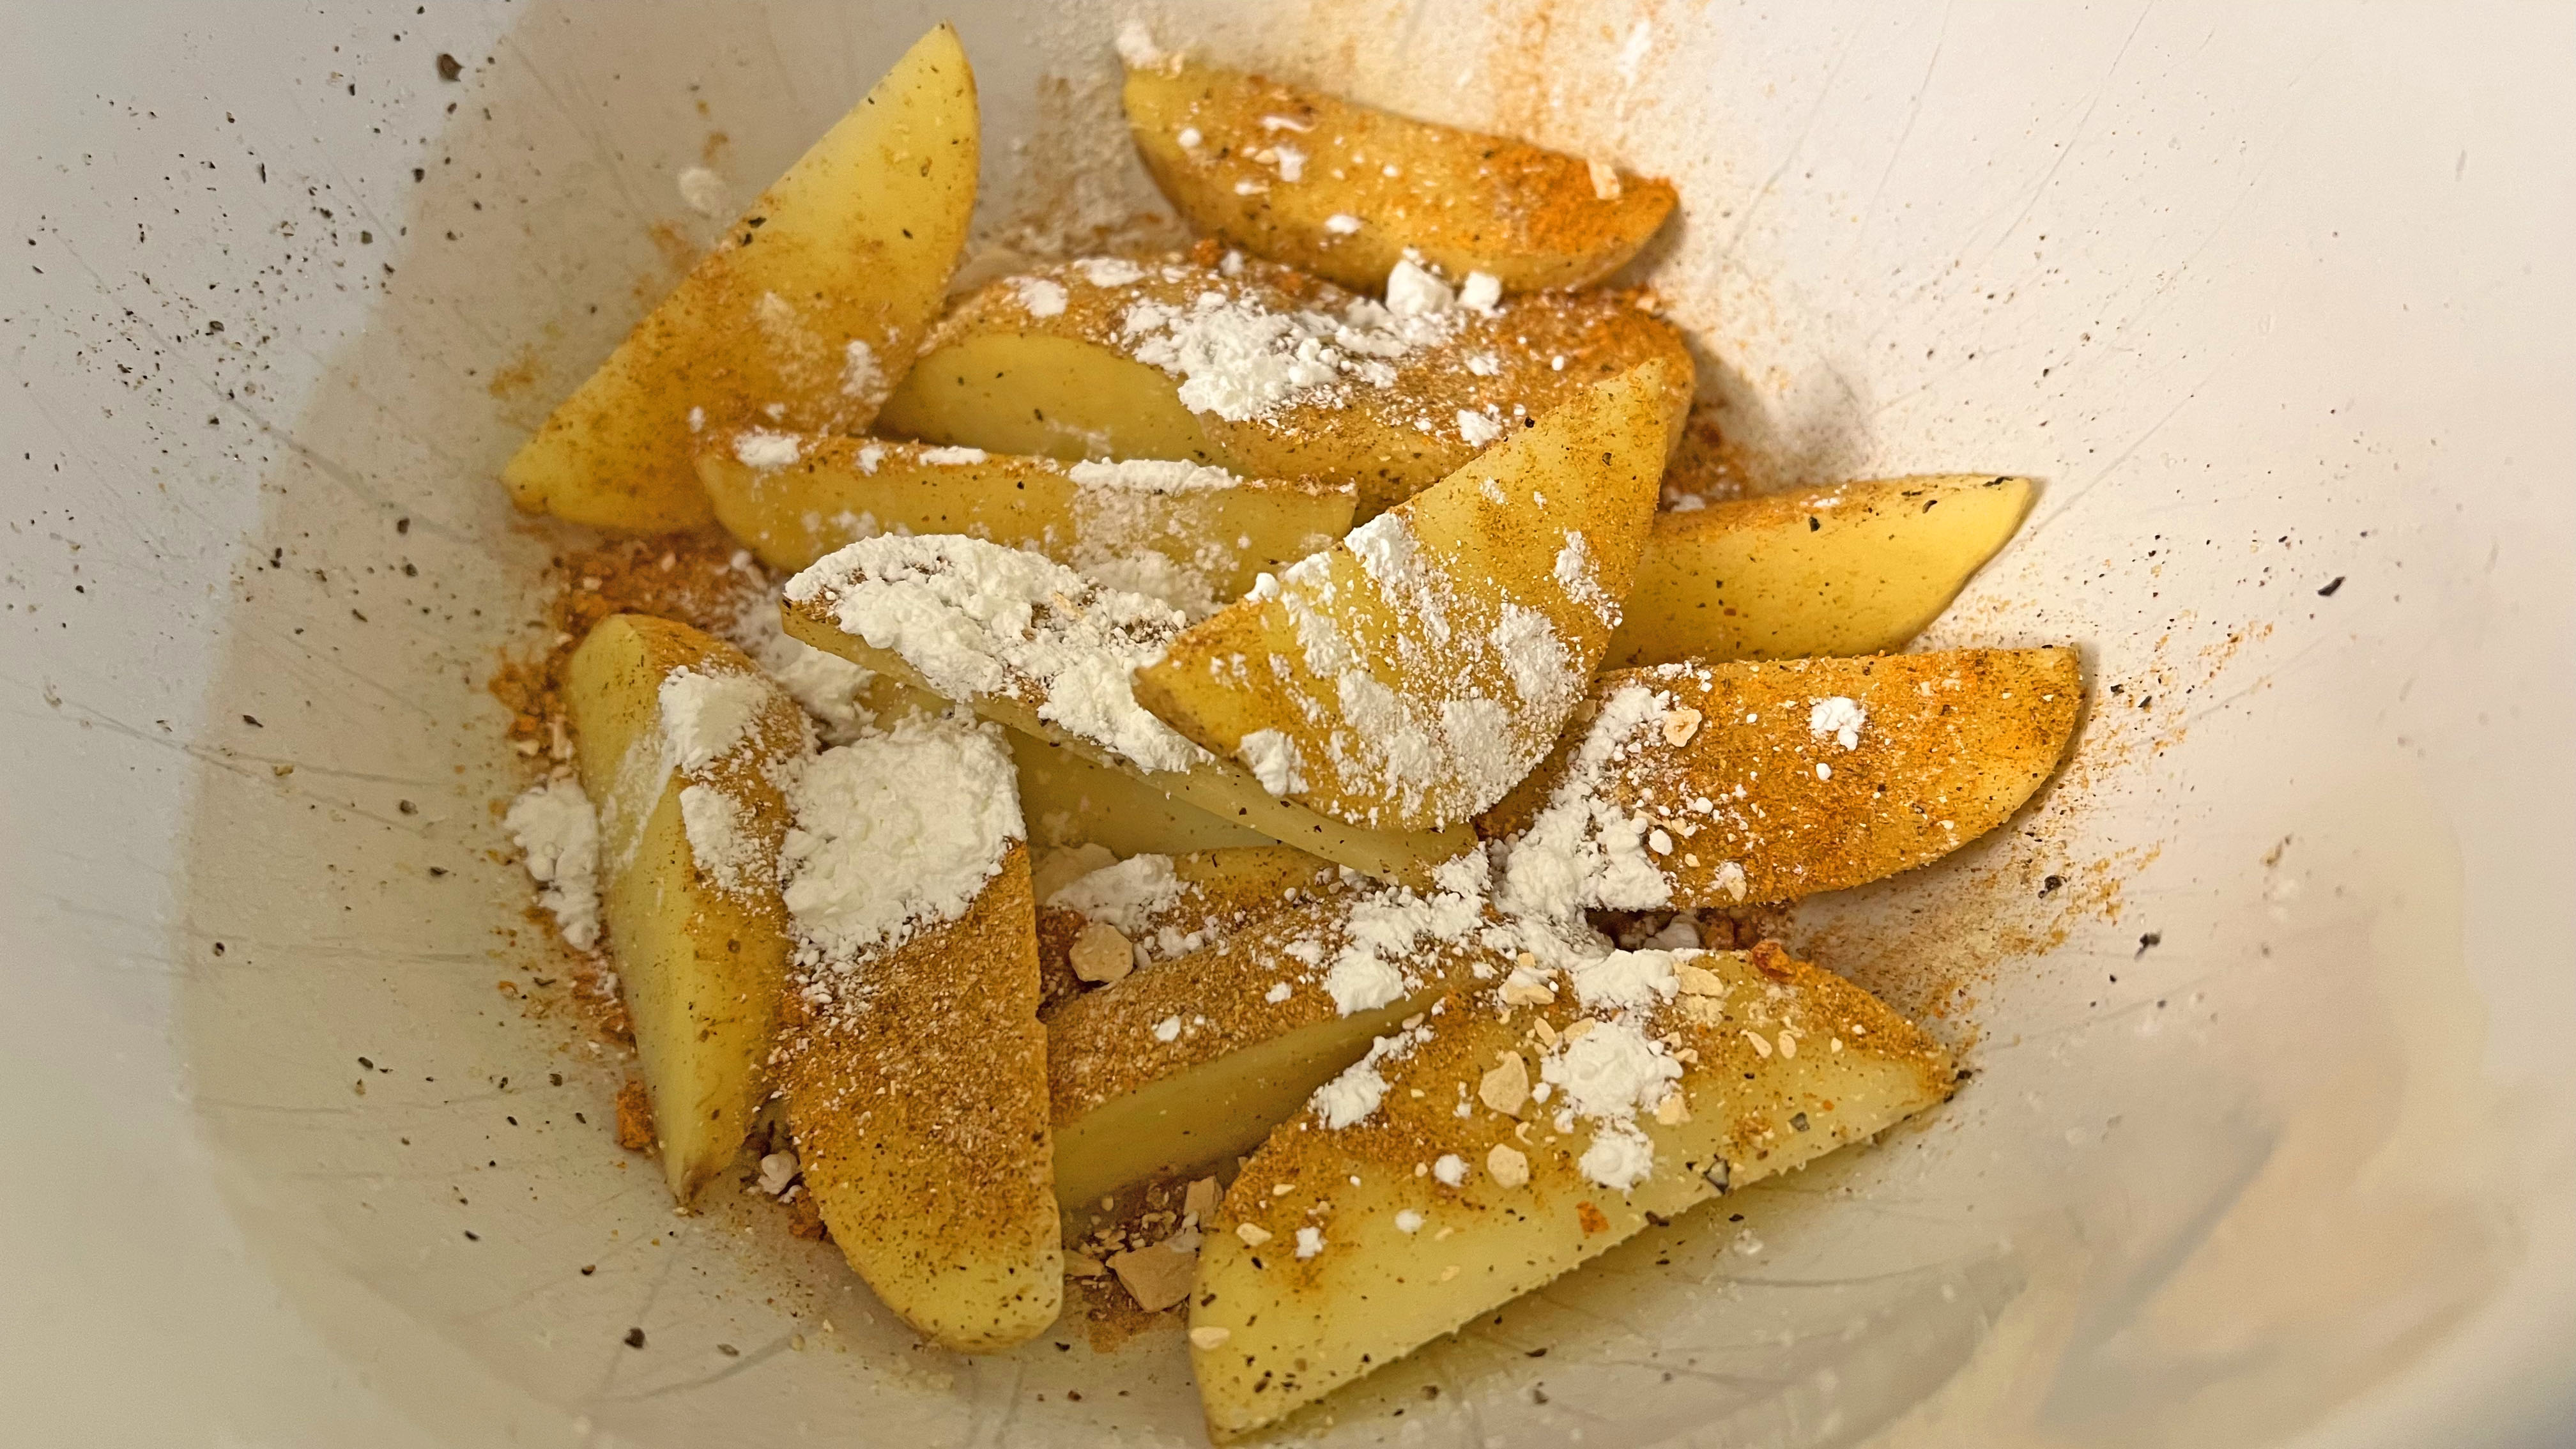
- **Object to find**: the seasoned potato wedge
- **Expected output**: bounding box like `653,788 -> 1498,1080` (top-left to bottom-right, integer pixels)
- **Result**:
1047,881 -> 1498,1210
1609,476 -> 2036,666
562,615 -> 809,1205
1123,59 -> 1676,295
1010,732 -> 1271,857
778,838 -> 1061,1351
1037,844 -> 1344,1006
1484,650 -> 2083,909
696,432 -> 1354,615
1133,360 -> 1683,832
503,26 -> 977,531
1190,943 -> 1955,1439
781,535 -> 1476,880
875,248 -> 1692,517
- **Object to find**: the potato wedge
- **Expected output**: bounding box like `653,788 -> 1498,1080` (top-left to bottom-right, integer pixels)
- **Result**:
1123,59 -> 1676,295
772,721 -> 1060,1351
781,534 -> 1475,881
503,26 -> 978,531
696,432 -> 1354,615
1608,475 -> 2037,666
1010,732 -> 1271,857
875,247 -> 1692,518
562,614 -> 811,1205
1038,844 -> 1345,1004
1133,360 -> 1683,833
1484,649 -> 2083,910
1047,873 -> 1502,1211
1190,942 -> 1956,1439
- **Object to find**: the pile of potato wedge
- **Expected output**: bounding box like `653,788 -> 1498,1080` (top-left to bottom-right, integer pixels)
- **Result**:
505,25 -> 2080,1441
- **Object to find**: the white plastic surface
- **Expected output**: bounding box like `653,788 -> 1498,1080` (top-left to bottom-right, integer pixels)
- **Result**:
2,3 -> 2569,1446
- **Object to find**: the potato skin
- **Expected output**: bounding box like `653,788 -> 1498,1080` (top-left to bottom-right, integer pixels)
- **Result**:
1125,60 -> 1676,295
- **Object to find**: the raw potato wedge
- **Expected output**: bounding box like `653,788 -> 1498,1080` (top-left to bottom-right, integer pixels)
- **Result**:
875,247 -> 1693,517
1483,650 -> 2084,908
1123,58 -> 1676,295
1038,844 -> 1346,1006
1011,732 -> 1271,857
780,536 -> 1476,881
1046,887 -> 1502,1210
778,839 -> 1061,1351
696,432 -> 1354,613
562,614 -> 810,1205
1133,360 -> 1684,832
1190,944 -> 1956,1439
502,26 -> 978,531
1608,476 -> 2037,666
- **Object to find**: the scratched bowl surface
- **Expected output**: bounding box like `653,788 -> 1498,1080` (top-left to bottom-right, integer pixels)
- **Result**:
3,4 -> 2570,1446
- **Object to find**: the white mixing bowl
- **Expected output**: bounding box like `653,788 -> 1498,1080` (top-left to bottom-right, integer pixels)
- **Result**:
3,3 -> 2569,1445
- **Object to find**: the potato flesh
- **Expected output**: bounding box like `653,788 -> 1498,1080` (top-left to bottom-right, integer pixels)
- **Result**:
1189,946 -> 1956,1439
1607,475 -> 2036,666
563,615 -> 806,1206
1011,731 -> 1270,855
777,843 -> 1063,1352
875,332 -> 1224,466
695,433 -> 1354,610
779,600 -> 1475,882
1123,61 -> 1677,295
876,252 -> 1693,518
502,26 -> 977,531
1481,649 -> 2085,907
1045,891 -> 1491,1211
1132,359 -> 1685,833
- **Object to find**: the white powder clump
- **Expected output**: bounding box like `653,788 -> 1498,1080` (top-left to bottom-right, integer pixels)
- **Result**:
1384,259 -> 1455,317
1542,1020 -> 1682,1126
1046,854 -> 1183,934
1567,947 -> 1687,1011
1432,1153 -> 1469,1186
1457,408 -> 1503,447
1116,264 -> 1464,425
1395,1209 -> 1425,1233
1810,696 -> 1867,749
785,535 -> 1211,774
1114,20 -> 1169,70
1009,275 -> 1069,318
677,782 -> 759,894
730,586 -> 876,745
1324,213 -> 1365,235
918,445 -> 989,465
1294,1226 -> 1324,1259
1579,1119 -> 1657,1192
659,667 -> 773,772
841,339 -> 885,403
733,429 -> 801,469
1238,728 -> 1307,795
505,776 -> 601,951
1459,272 -> 1503,314
1064,457 -> 1240,494
779,716 -> 1023,968
677,165 -> 730,218
1311,1057 -> 1387,1129
1497,683 -> 1678,919
1319,852 -> 1491,1014
1077,256 -> 1146,288
1554,531 -> 1617,623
